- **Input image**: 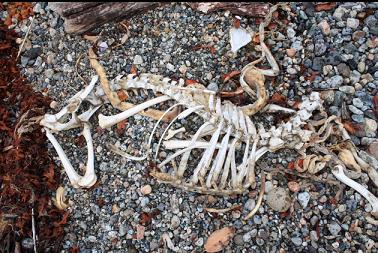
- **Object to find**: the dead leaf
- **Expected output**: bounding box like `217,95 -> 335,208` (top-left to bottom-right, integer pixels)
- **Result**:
185,79 -> 200,86
83,34 -> 99,43
204,227 -> 235,253
315,2 -> 337,12
269,92 -> 287,106
116,119 -> 127,136
342,121 -> 364,135
117,90 -> 128,101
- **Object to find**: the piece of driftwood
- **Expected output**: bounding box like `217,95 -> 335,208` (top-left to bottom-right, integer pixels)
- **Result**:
48,2 -> 162,34
48,2 -> 271,34
188,2 -> 270,17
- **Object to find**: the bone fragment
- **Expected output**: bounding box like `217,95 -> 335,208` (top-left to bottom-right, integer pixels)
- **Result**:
244,172 -> 266,220
332,165 -> 378,217
164,127 -> 186,141
52,186 -> 69,210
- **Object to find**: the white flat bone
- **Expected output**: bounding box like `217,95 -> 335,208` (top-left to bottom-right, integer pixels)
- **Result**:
98,95 -> 171,129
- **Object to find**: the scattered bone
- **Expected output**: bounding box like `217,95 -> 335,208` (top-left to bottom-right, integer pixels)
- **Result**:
205,204 -> 241,214
52,186 -> 69,210
164,127 -> 186,140
229,26 -> 252,53
161,233 -> 179,252
244,172 -> 265,220
332,165 -> 378,217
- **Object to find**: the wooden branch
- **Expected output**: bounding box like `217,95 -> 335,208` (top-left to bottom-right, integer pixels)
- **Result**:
187,2 -> 271,17
48,2 -> 271,35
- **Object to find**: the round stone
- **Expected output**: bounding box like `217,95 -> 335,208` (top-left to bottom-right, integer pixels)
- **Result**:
140,185 -> 152,195
266,187 -> 291,212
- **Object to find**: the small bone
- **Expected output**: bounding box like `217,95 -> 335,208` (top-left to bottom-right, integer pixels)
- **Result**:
332,165 -> 378,217
164,127 -> 186,141
52,186 -> 69,210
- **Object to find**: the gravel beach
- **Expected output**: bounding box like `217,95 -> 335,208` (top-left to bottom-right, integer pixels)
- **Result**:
2,2 -> 378,252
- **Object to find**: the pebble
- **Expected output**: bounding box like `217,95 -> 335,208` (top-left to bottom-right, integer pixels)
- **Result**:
328,222 -> 341,236
288,181 -> 300,192
352,98 -> 364,108
328,75 -> 343,87
337,63 -> 351,77
297,192 -> 311,209
348,105 -> 363,115
266,187 -> 291,212
368,141 -> 378,159
140,185 -> 152,195
286,48 -> 296,57
333,7 -> 345,21
339,86 -> 355,94
364,118 -> 377,137
291,237 -> 302,246
170,215 -> 180,229
352,114 -> 364,123
133,55 -> 143,65
347,18 -> 360,29
166,63 -> 175,71
318,20 -> 330,35
350,70 -> 361,84
44,69 -> 54,78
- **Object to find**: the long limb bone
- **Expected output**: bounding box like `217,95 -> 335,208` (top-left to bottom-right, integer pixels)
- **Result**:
332,165 -> 378,217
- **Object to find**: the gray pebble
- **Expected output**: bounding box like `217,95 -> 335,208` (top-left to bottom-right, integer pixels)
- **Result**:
352,114 -> 364,123
133,55 -> 143,65
339,86 -> 355,94
328,222 -> 341,236
291,237 -> 302,246
348,105 -> 363,115
297,192 -> 311,209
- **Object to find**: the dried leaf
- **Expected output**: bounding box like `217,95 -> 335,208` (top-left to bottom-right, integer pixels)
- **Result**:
117,90 -> 128,101
185,79 -> 200,86
269,92 -> 287,106
342,121 -> 364,135
204,227 -> 235,253
116,119 -> 127,136
315,2 -> 337,12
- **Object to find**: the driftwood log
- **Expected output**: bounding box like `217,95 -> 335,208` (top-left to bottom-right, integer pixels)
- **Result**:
48,2 -> 271,34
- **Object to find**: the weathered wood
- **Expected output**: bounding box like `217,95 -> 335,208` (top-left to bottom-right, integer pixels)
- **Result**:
187,2 -> 270,17
48,2 -> 270,35
48,2 -> 161,34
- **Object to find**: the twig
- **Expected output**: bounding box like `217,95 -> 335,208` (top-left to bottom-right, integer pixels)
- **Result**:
75,53 -> 87,85
31,208 -> 37,253
16,16 -> 35,61
244,172 -> 265,220
205,204 -> 241,214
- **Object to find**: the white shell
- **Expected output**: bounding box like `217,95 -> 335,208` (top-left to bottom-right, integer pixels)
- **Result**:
230,27 -> 252,53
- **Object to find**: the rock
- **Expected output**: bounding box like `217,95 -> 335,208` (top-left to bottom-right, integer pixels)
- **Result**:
333,7 -> 345,21
234,234 -> 244,246
347,18 -> 360,29
288,181 -> 300,192
358,62 -> 365,73
352,114 -> 364,123
140,185 -> 152,195
314,39 -> 327,56
339,86 -> 355,94
352,98 -> 364,108
244,199 -> 256,211
20,56 -> 29,67
170,215 -> 180,229
364,118 -> 377,137
318,20 -> 330,35
179,65 -> 187,74
337,63 -> 351,77
287,67 -> 297,75
320,90 -> 334,104
310,231 -> 319,241
325,51 -> 342,66
327,75 -> 343,87
329,106 -> 341,116
207,82 -> 218,92
367,141 -> 378,160
312,57 -> 324,71
297,192 -> 311,208
133,55 -> 143,65
291,237 -> 302,246
348,105 -> 363,115
347,59 -> 358,70
349,70 -> 361,84
286,48 -> 296,57
352,31 -> 365,41
328,222 -> 341,236
266,187 -> 291,212
25,47 -> 42,60
166,63 -> 175,71
287,27 -> 296,39
44,69 -> 54,79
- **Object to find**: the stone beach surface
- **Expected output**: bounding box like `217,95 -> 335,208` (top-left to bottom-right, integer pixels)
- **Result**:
1,2 -> 378,252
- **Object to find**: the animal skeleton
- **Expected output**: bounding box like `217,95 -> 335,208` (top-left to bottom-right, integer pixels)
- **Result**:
40,4 -> 378,218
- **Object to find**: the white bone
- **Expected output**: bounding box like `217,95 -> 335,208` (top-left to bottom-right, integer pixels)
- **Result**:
206,125 -> 232,188
220,137 -> 239,189
98,95 -> 171,129
164,127 -> 186,141
77,123 -> 97,187
332,165 -> 378,216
